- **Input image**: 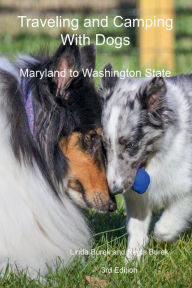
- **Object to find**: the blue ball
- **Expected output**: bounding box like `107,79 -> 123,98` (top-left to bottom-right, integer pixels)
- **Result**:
132,168 -> 150,194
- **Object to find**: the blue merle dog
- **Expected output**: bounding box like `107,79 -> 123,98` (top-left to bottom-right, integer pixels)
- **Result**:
100,63 -> 192,261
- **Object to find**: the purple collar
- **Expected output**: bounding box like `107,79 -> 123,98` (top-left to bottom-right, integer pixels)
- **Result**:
21,77 -> 35,136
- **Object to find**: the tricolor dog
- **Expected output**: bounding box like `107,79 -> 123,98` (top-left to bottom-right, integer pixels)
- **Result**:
100,63 -> 192,260
0,43 -> 116,275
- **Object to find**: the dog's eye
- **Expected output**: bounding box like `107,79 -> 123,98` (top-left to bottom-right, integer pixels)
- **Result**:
119,137 -> 138,150
125,141 -> 138,150
90,133 -> 98,143
90,133 -> 99,144
84,133 -> 98,146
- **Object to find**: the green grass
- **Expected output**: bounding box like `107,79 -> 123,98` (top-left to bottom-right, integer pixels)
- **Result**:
0,5 -> 192,287
1,200 -> 192,288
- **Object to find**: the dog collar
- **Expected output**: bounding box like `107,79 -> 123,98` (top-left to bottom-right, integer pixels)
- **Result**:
21,77 -> 35,136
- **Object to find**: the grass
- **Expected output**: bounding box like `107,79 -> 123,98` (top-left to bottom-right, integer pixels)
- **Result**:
1,202 -> 192,288
0,4 -> 192,287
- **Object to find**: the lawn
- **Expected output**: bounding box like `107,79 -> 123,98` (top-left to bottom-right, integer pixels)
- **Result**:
1,201 -> 192,288
0,4 -> 192,288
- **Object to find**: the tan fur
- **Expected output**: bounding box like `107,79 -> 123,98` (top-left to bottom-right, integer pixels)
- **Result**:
59,130 -> 112,210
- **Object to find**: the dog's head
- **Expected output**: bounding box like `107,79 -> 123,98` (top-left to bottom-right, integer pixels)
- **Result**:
26,43 -> 116,212
99,63 -> 174,193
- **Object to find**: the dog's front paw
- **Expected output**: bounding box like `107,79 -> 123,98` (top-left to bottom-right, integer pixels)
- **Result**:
125,235 -> 148,264
154,221 -> 178,242
125,247 -> 143,264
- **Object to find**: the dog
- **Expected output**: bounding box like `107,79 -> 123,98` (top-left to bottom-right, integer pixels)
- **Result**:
100,63 -> 192,261
0,42 -> 116,275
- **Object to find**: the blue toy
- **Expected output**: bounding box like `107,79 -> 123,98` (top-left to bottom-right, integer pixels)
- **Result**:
132,168 -> 150,194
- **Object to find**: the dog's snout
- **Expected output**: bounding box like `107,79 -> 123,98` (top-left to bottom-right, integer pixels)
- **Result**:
110,183 -> 123,195
112,187 -> 123,195
108,199 -> 117,212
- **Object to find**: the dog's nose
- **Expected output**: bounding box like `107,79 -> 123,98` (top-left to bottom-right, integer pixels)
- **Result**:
108,200 -> 117,212
111,185 -> 123,195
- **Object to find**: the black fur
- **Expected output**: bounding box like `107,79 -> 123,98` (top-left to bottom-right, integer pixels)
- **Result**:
0,41 -> 101,196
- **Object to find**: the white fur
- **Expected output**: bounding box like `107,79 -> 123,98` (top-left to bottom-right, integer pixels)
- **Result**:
0,59 -> 90,276
124,191 -> 151,261
125,83 -> 192,260
106,106 -> 123,189
103,79 -> 192,261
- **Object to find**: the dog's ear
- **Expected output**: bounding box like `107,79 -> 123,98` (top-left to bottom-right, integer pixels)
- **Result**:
99,63 -> 118,101
80,43 -> 96,71
50,40 -> 81,98
101,63 -> 118,90
141,77 -> 167,111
